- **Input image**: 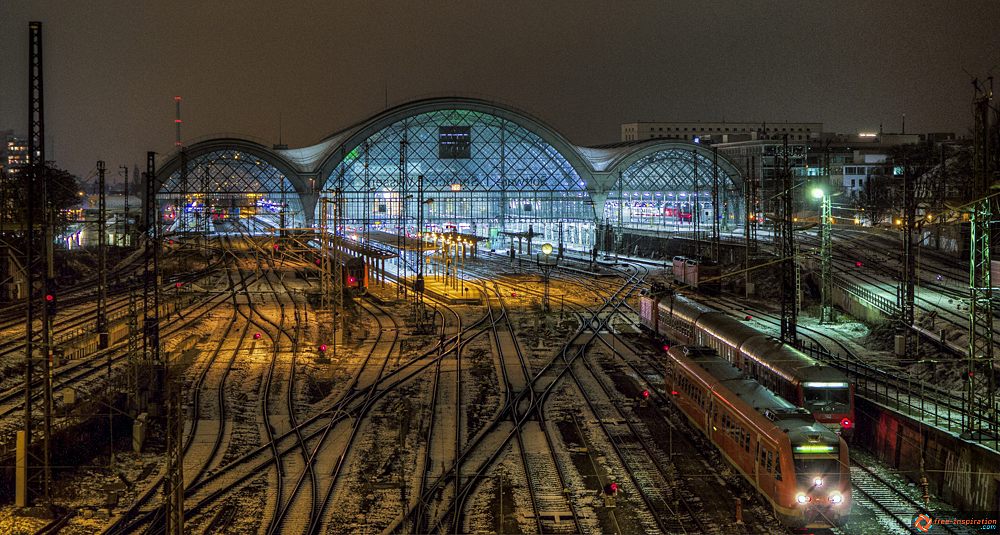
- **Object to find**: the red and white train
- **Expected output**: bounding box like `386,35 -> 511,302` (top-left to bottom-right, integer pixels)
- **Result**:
640,290 -> 855,439
666,344 -> 851,528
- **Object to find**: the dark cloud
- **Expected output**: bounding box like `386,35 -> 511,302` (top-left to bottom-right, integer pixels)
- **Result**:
2,1 -> 997,179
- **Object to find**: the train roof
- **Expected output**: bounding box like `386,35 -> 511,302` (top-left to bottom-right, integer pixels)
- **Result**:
664,294 -> 851,387
697,313 -> 763,348
658,293 -> 717,323
740,337 -> 850,386
675,345 -> 842,446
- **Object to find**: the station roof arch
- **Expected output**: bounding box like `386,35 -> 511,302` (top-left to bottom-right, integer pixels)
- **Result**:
149,96 -> 747,225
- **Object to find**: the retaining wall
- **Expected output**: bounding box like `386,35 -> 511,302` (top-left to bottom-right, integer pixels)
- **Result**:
855,396 -> 999,512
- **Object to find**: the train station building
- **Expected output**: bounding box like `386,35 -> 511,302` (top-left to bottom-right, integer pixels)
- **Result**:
152,96 -> 746,254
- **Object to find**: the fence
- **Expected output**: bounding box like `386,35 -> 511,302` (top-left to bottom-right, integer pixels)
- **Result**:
801,341 -> 999,453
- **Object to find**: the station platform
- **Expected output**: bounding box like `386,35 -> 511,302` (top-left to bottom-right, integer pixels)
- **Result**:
412,276 -> 482,305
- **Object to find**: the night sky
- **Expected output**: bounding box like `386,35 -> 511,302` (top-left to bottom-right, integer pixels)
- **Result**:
2,1 -> 998,182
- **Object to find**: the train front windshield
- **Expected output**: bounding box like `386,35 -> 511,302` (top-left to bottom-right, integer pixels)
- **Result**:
794,453 -> 841,486
802,383 -> 851,414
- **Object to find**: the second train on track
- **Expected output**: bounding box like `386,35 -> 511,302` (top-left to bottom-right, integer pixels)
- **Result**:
639,287 -> 855,439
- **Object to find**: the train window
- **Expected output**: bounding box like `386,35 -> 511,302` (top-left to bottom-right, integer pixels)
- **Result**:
755,442 -> 760,464
766,451 -> 773,473
745,433 -> 751,452
774,454 -> 783,481
760,447 -> 766,469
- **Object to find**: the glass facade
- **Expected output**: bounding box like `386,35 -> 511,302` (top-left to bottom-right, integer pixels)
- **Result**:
321,109 -> 593,251
605,149 -> 742,232
159,149 -> 305,232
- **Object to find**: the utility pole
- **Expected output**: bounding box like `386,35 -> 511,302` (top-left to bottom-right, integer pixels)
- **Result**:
818,146 -> 833,324
712,147 -> 720,260
202,164 -> 211,243
19,20 -> 53,512
692,150 -> 700,254
778,135 -> 797,345
744,156 -> 756,298
175,97 -> 186,232
968,81 -> 996,434
615,170 -> 623,262
120,166 -> 129,246
97,161 -> 108,349
898,153 -> 917,357
398,136 -> 409,299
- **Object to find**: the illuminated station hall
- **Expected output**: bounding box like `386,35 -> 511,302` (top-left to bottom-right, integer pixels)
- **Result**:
153,97 -> 746,257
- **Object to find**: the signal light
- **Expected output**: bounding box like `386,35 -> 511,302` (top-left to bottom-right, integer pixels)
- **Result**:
604,482 -> 618,495
253,333 -> 261,340
319,344 -> 327,352
349,277 -> 356,284
273,244 -> 279,250
855,261 -> 862,267
642,390 -> 649,399
316,259 -> 321,265
671,390 -> 678,396
512,292 -> 517,297
745,315 -> 752,321
45,293 -> 57,316
841,418 -> 852,429
663,345 -> 670,352
176,282 -> 182,288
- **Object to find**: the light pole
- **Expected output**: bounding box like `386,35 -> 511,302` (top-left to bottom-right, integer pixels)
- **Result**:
812,187 -> 832,323
536,243 -> 557,311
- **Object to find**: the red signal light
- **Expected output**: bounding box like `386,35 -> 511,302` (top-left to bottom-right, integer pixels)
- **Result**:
316,259 -> 321,265
671,390 -> 678,395
253,333 -> 261,340
663,345 -> 670,352
642,390 -> 649,398
319,344 -> 327,352
349,277 -> 356,283
745,315 -> 752,321
855,261 -> 863,267
176,282 -> 182,288
46,294 -> 53,302
273,244 -> 279,250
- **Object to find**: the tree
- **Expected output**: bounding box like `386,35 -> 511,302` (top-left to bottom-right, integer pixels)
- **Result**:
9,164 -> 82,232
851,172 -> 893,226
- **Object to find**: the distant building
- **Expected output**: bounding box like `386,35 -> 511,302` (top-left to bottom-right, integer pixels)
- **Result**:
2,130 -> 28,174
620,121 -> 823,143
711,130 -> 955,220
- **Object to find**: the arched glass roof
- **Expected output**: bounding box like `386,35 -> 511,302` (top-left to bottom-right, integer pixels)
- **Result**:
321,109 -> 589,224
159,149 -> 306,229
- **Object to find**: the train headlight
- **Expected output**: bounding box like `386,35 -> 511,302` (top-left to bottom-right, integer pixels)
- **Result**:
828,492 -> 843,505
841,418 -> 853,428
795,493 -> 811,504
813,476 -> 824,487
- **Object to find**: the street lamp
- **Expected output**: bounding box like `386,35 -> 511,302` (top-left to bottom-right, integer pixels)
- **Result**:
812,187 -> 833,323
537,243 -> 557,311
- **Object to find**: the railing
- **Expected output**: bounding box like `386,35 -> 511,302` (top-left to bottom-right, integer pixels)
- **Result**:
832,273 -> 899,318
801,341 -> 999,453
